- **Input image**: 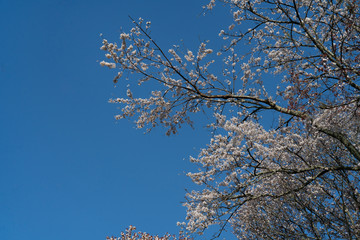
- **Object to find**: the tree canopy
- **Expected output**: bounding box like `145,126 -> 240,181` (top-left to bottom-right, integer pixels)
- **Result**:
100,0 -> 360,239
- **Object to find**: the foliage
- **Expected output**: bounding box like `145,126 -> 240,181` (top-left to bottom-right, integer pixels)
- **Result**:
100,0 -> 360,239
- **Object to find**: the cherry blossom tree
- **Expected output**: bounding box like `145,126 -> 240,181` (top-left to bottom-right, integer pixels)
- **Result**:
100,0 -> 360,239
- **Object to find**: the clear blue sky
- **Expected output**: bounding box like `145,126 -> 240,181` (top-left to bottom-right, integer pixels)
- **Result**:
0,1 -> 233,239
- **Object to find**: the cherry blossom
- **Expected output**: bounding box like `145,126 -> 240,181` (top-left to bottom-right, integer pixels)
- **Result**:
100,1 -> 360,238
107,226 -> 191,240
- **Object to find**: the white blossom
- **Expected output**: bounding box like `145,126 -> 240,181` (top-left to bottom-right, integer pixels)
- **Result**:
100,1 -> 360,238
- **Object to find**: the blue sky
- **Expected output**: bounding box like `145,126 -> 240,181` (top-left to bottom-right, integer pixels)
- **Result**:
0,1 -> 234,239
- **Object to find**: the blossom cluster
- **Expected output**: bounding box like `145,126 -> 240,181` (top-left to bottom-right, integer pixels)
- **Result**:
107,226 -> 191,240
